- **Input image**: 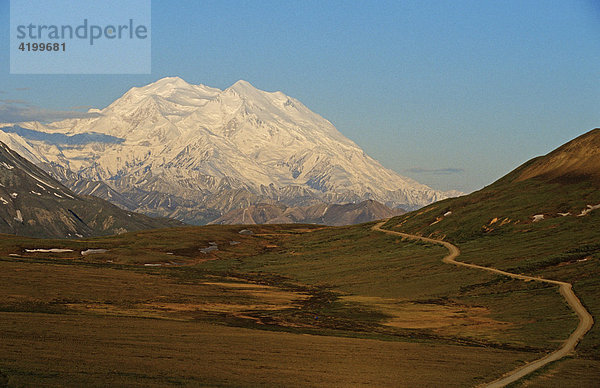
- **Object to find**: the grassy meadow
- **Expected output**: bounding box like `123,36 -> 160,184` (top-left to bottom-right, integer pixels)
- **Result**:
0,222 -> 546,387
1,209 -> 595,386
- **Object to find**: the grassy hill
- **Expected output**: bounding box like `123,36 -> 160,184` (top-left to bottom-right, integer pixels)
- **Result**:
381,128 -> 600,386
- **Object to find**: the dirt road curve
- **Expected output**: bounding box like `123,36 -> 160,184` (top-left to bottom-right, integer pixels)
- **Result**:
372,222 -> 594,387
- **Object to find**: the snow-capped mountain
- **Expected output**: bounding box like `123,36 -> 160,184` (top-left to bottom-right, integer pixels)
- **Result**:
0,77 -> 459,224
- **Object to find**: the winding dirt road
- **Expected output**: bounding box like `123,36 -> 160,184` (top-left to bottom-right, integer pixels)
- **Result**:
372,222 -> 594,387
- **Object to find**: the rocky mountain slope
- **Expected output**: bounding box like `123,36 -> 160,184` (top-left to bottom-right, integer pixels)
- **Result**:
0,141 -> 180,238
0,77 -> 459,224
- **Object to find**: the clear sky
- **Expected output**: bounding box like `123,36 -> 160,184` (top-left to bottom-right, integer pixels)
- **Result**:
0,0 -> 599,193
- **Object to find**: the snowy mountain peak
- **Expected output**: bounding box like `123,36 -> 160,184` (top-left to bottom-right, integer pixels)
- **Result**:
109,77 -> 220,109
231,79 -> 255,89
0,78 -> 460,224
154,76 -> 189,85
133,76 -> 191,91
133,77 -> 193,96
229,79 -> 269,94
225,79 -> 270,100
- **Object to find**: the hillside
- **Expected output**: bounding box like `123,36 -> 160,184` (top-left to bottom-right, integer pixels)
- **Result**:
383,128 -> 600,242
381,128 -> 600,385
209,199 -> 405,225
515,128 -> 600,185
0,141 -> 180,238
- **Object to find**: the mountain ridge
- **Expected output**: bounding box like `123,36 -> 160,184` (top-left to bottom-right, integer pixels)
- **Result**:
0,77 -> 459,224
0,141 -> 181,238
514,128 -> 600,185
210,199 -> 405,226
383,127 -> 600,243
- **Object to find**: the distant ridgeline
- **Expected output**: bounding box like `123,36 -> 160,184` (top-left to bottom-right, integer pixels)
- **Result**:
1,125 -> 123,146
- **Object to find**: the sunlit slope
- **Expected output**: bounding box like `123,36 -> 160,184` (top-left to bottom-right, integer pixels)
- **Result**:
383,128 -> 600,242
515,128 -> 600,184
382,128 -> 600,385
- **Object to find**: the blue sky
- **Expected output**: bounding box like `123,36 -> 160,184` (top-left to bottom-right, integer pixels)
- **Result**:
0,0 -> 599,192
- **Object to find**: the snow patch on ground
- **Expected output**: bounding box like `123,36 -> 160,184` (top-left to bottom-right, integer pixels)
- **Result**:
81,249 -> 108,256
430,210 -> 453,226
532,214 -> 545,222
25,248 -> 74,253
23,170 -> 57,189
578,204 -> 600,217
